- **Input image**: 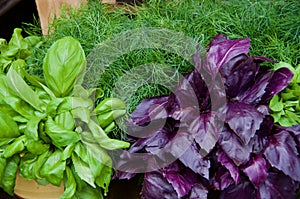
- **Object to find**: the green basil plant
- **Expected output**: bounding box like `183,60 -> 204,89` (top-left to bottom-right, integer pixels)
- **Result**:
0,36 -> 129,199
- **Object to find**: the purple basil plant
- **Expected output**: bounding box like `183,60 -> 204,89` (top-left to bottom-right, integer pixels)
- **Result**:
114,34 -> 300,199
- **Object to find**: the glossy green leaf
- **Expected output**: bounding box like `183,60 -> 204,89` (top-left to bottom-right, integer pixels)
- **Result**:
33,151 -> 50,180
43,36 -> 86,97
72,153 -> 95,188
3,136 -> 25,158
45,116 -> 80,147
55,111 -> 75,131
269,95 -> 283,112
0,74 -> 14,98
71,107 -> 90,124
94,98 -> 126,114
25,139 -> 49,155
0,157 -> 7,183
59,167 -> 76,199
87,120 -> 130,150
95,165 -> 112,194
62,143 -> 76,161
40,150 -> 66,186
19,154 -> 37,180
8,28 -> 27,50
71,165 -> 103,199
24,116 -> 43,141
1,154 -> 19,195
0,112 -> 20,138
24,35 -> 42,48
4,96 -> 35,119
7,67 -> 45,112
46,98 -> 65,116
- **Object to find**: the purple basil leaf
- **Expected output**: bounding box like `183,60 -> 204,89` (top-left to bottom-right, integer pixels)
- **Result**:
173,69 -> 209,111
162,161 -> 197,198
218,125 -> 253,166
206,34 -> 228,49
261,67 -> 294,102
220,55 -> 257,98
226,102 -> 264,145
206,35 -> 250,77
127,96 -> 170,126
141,171 -> 178,199
283,125 -> 300,148
188,183 -> 208,199
258,172 -> 299,199
179,141 -> 210,179
190,113 -> 219,154
221,181 -> 256,199
264,131 -> 300,181
240,71 -> 273,104
213,167 -> 234,190
241,155 -> 269,188
217,149 -> 240,184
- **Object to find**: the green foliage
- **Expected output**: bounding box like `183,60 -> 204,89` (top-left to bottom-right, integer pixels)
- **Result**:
0,35 -> 129,198
0,28 -> 42,73
270,62 -> 300,126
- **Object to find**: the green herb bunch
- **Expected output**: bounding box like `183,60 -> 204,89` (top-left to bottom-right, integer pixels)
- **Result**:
0,28 -> 42,73
270,62 -> 300,126
0,35 -> 129,199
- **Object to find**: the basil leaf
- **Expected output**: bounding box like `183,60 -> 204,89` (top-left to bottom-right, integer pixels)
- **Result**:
33,151 -> 50,180
95,165 -> 112,194
45,116 -> 80,147
1,154 -> 20,195
24,116 -> 43,141
3,136 -> 25,158
71,153 -> 95,188
19,154 -> 37,180
87,120 -> 130,150
43,36 -> 86,97
25,139 -> 49,155
59,167 -> 76,199
0,112 -> 19,138
8,28 -> 28,51
7,67 -> 45,112
55,111 -> 75,131
40,150 -> 66,186
71,165 -> 103,199
0,157 -> 7,183
4,96 -> 35,119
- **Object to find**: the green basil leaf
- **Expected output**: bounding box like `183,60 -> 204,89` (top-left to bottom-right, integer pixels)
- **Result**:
33,151 -> 50,180
40,150 -> 66,186
1,154 -> 20,195
95,165 -> 112,194
59,167 -> 76,199
4,96 -> 35,119
71,107 -> 90,124
8,28 -> 27,50
7,67 -> 45,112
0,112 -> 20,138
19,154 -> 37,180
71,165 -> 103,199
88,120 -> 130,150
0,74 -> 14,98
3,136 -> 25,158
58,97 -> 93,113
269,95 -> 283,112
0,138 -> 14,147
24,116 -> 43,141
71,153 -> 95,188
43,36 -> 86,97
46,98 -> 65,117
24,35 -> 42,48
45,116 -> 80,147
0,157 -> 7,183
55,111 -> 75,131
62,143 -> 76,161
94,98 -> 126,114
25,139 -> 49,155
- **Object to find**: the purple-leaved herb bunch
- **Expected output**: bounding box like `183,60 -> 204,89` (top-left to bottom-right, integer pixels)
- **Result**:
115,35 -> 300,199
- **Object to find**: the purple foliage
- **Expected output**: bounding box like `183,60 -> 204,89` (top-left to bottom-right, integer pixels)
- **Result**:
115,34 -> 298,198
